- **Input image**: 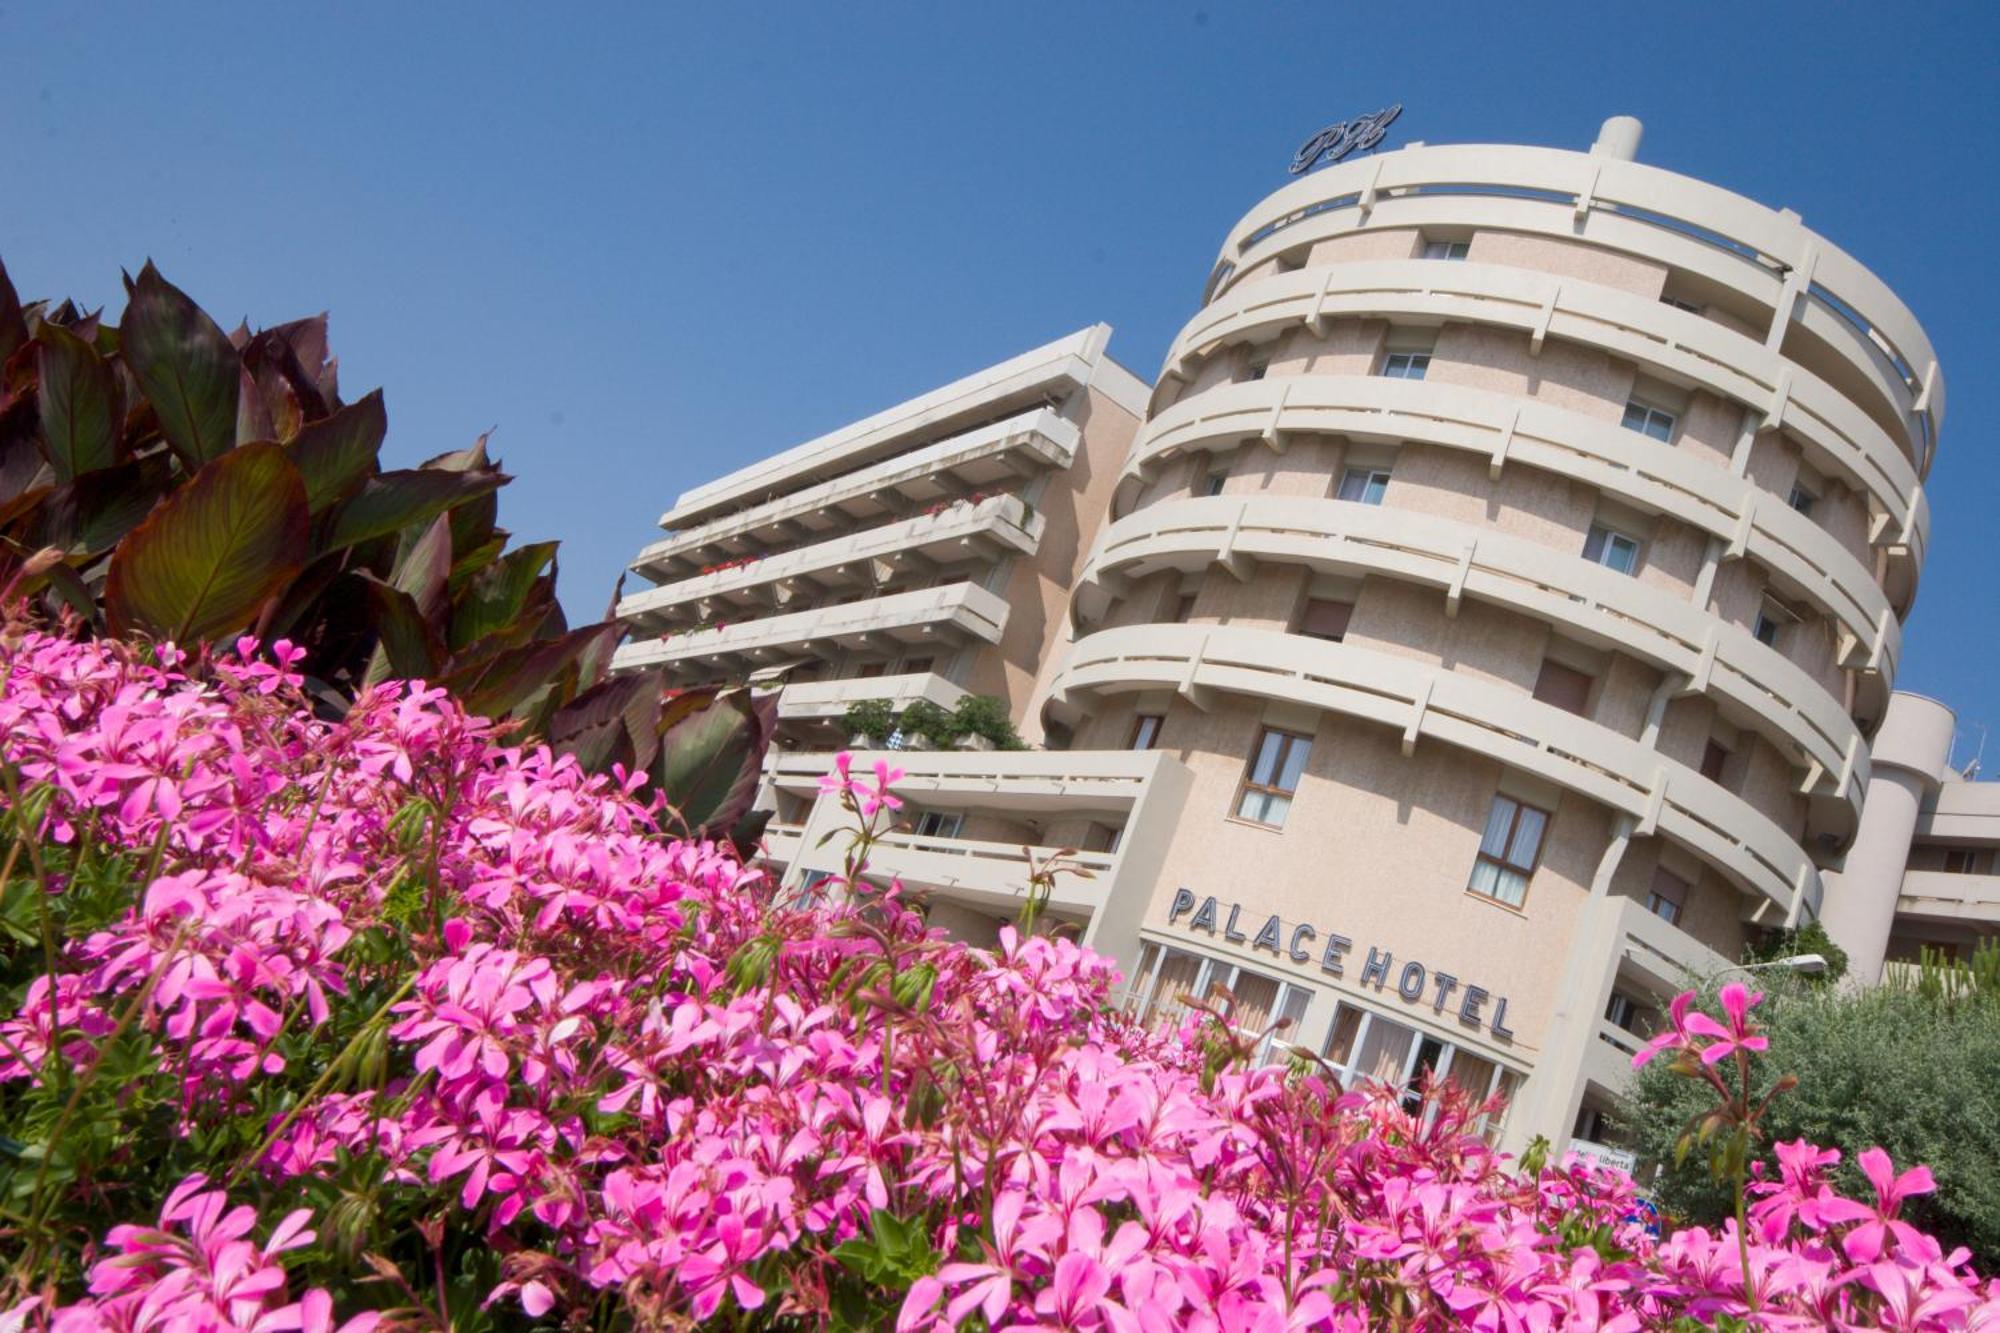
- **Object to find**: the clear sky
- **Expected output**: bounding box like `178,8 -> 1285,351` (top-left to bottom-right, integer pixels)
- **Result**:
5,3 -> 1996,760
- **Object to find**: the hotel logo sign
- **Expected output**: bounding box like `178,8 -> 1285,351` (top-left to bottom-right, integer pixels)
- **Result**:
1167,889 -> 1515,1041
1289,104 -> 1402,176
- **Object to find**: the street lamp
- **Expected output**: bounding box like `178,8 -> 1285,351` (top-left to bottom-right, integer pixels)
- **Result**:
1716,953 -> 1827,978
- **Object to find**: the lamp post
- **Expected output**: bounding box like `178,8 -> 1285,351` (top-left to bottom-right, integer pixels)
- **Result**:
1714,953 -> 1828,979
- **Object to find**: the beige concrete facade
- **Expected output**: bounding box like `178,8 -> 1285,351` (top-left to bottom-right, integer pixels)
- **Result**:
618,117 -> 1981,1157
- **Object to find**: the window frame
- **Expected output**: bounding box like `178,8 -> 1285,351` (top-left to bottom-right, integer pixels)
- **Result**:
1233,726 -> 1314,829
1126,943 -> 1312,1065
1583,523 -> 1642,576
1646,868 -> 1689,926
1466,794 -> 1550,908
1337,467 -> 1392,505
1321,1000 -> 1518,1141
1420,238 -> 1470,261
1128,713 -> 1164,751
1787,483 -> 1817,516
1202,469 -> 1229,497
1621,399 -> 1678,443
1379,350 -> 1432,381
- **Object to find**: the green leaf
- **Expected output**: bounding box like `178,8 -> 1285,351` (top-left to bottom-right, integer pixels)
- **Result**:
104,441 -> 310,643
361,579 -> 445,686
35,323 -> 120,481
36,453 -> 173,556
447,541 -> 556,652
654,686 -> 777,836
548,669 -> 664,774
285,390 -> 386,512
120,262 -> 241,470
323,467 -> 505,552
391,512 -> 454,617
439,622 -> 606,720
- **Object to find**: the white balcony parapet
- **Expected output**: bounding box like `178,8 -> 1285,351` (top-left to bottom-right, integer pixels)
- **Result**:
768,746 -> 1169,810
1074,495 -> 1866,819
774,673 -> 969,726
620,495 -> 1044,628
1164,263 -> 1929,563
662,325 -> 1117,532
1049,622 -> 1823,922
636,408 -> 1081,577
610,580 -> 1010,674
1582,897 -> 1733,1097
1896,870 -> 2000,927
1121,375 -> 1901,687
1207,143 -> 1941,461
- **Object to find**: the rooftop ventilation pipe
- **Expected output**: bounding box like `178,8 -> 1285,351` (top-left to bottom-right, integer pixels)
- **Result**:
1591,116 -> 1644,162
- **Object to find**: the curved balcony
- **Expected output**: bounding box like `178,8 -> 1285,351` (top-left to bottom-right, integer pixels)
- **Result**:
619,494 -> 1043,631
763,821 -> 1111,918
1072,495 -> 1866,833
773,672 -> 968,728
1119,375 -> 1900,699
1045,622 -> 1823,921
1206,143 -> 1940,461
632,408 -> 1079,580
1163,263 -> 1927,566
610,580 -> 1009,676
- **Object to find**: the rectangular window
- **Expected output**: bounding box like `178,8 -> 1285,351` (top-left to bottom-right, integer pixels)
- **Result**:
914,810 -> 963,840
1468,794 -> 1549,907
1082,822 -> 1122,854
1171,591 -> 1199,623
1753,612 -> 1781,647
1235,727 -> 1313,828
1129,945 -> 1308,1064
1244,356 -> 1269,382
1582,524 -> 1641,575
1337,467 -> 1391,505
1605,991 -> 1642,1033
1621,400 -> 1677,442
1297,597 -> 1354,642
1532,659 -> 1593,716
1380,351 -> 1431,380
1421,238 -> 1470,260
1128,713 -> 1164,751
855,662 -> 887,679
899,656 -> 933,675
1787,483 -> 1817,516
1203,469 -> 1229,497
1646,868 -> 1688,925
1700,740 -> 1730,783
1943,847 -> 1983,874
1322,1001 -> 1515,1141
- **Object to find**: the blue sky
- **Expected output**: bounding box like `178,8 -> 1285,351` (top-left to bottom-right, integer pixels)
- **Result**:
5,3 -> 1996,757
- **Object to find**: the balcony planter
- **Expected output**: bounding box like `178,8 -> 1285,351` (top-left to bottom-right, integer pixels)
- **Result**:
954,734 -> 995,752
848,734 -> 877,750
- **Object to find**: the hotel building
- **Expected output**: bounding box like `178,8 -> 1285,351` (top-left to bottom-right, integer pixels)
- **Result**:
616,116 -> 1989,1155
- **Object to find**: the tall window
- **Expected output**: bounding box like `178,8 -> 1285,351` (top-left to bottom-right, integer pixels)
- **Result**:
1421,238 -> 1470,261
1699,740 -> 1731,784
1171,591 -> 1198,623
1621,400 -> 1677,442
1753,598 -> 1795,649
1338,467 -> 1391,505
1243,356 -> 1269,382
1468,794 -> 1549,907
1128,713 -> 1164,751
1236,727 -> 1313,827
1297,597 -> 1354,642
1380,350 -> 1431,380
1203,469 -> 1229,497
1787,483 -> 1817,516
914,810 -> 963,839
1127,943 -> 1311,1065
1322,1001 -> 1520,1141
1582,524 -> 1641,575
1646,868 -> 1689,925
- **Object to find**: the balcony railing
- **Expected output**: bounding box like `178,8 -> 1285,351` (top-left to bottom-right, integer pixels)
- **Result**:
1897,869 -> 2000,926
619,494 -> 1042,630
609,580 -> 1010,675
634,409 -> 1078,579
774,672 -> 969,726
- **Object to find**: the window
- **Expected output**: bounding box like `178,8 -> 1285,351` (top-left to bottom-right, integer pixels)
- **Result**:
1422,238 -> 1470,261
1244,356 -> 1269,382
1787,483 -> 1817,516
1380,350 -> 1430,380
1127,943 -> 1311,1065
1605,991 -> 1643,1034
900,656 -> 933,675
1322,1001 -> 1520,1142
855,662 -> 887,679
1646,868 -> 1688,926
1171,591 -> 1198,623
1700,740 -> 1731,783
1944,847 -> 1986,874
1235,727 -> 1313,827
797,868 -> 835,905
1621,400 -> 1677,442
1338,467 -> 1391,505
1574,1106 -> 1612,1144
1082,822 -> 1122,854
1297,597 -> 1354,642
1532,659 -> 1593,716
914,810 -> 963,840
1468,794 -> 1549,907
1753,598 -> 1795,649
1582,524 -> 1641,575
1128,713 -> 1164,751
1203,469 -> 1229,497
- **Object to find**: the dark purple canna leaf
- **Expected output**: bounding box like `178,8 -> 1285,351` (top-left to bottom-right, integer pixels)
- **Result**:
392,513 -> 454,619
447,540 -> 556,652
285,389 -> 386,513
37,454 -> 174,556
0,259 -> 27,368
360,577 -> 446,686
548,669 -> 665,775
323,467 -> 506,552
440,621 -> 611,720
654,685 -> 778,838
120,263 -> 241,471
36,322 -> 122,480
105,441 -> 310,643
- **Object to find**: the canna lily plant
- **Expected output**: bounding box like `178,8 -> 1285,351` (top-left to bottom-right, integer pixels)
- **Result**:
0,258 -> 772,844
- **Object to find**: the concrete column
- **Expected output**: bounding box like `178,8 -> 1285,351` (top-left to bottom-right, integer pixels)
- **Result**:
1819,693 -> 1956,985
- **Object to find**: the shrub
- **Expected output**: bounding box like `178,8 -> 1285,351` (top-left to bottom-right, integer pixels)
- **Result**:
1,621 -> 1996,1329
1622,967 -> 2000,1262
841,697 -> 895,743
950,693 -> 1023,748
895,698 -> 956,745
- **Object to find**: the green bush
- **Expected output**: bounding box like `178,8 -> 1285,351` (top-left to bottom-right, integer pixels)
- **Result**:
896,698 -> 957,745
1620,954 -> 2000,1262
952,694 -> 1023,748
1745,919 -> 1849,982
842,698 -> 896,743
